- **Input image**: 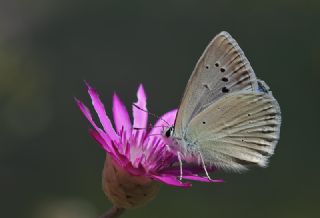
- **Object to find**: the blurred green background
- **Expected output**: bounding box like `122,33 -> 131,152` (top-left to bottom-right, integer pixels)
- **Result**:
1,0 -> 319,217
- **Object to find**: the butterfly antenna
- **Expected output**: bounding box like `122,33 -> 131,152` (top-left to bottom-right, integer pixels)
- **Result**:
147,133 -> 163,137
133,125 -> 168,130
199,151 -> 212,180
177,152 -> 183,180
133,104 -> 171,127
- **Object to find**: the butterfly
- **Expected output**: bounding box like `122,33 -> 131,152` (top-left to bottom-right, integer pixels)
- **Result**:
162,31 -> 281,178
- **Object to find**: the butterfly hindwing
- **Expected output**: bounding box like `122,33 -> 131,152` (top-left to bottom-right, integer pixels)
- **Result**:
185,91 -> 281,171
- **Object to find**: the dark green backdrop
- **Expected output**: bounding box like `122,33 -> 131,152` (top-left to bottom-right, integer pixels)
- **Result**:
1,0 -> 319,217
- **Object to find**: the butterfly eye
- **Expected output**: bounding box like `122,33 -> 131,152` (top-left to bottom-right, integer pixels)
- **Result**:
165,129 -> 171,137
165,127 -> 174,138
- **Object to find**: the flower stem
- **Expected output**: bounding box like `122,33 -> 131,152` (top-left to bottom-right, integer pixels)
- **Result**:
99,206 -> 125,218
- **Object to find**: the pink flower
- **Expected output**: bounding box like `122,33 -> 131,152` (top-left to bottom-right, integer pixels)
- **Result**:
75,82 -> 222,188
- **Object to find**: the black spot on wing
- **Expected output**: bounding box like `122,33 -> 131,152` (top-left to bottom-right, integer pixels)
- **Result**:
222,77 -> 229,82
222,87 -> 229,93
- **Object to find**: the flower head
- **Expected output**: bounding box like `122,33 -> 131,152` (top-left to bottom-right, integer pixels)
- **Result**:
76,82 -> 222,207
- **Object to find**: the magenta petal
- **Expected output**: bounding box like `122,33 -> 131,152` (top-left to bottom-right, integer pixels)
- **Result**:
132,84 -> 148,137
125,162 -> 146,176
161,164 -> 216,175
75,98 -> 112,145
113,93 -> 132,137
151,175 -> 191,188
88,129 -> 114,154
85,82 -> 118,141
183,175 -> 224,183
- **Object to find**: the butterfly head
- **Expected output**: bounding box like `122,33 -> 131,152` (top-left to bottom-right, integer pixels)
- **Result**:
163,126 -> 174,138
162,126 -> 186,153
161,126 -> 177,150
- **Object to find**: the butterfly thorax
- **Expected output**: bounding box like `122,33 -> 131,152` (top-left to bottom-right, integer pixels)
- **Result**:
162,126 -> 200,163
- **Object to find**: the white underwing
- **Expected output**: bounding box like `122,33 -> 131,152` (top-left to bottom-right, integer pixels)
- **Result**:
163,31 -> 281,172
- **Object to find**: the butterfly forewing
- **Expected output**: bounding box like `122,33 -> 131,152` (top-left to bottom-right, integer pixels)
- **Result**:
186,91 -> 281,171
174,31 -> 259,138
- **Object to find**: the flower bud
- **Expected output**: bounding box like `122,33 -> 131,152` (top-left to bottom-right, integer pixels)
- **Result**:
102,155 -> 160,209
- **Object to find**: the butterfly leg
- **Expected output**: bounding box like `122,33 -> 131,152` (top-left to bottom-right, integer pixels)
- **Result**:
177,152 -> 183,180
199,151 -> 212,180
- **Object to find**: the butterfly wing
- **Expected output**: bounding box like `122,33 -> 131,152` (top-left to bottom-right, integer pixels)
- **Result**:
185,91 -> 281,171
174,31 -> 259,138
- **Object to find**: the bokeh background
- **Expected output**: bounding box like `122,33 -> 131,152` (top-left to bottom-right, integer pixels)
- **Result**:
1,0 -> 319,217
